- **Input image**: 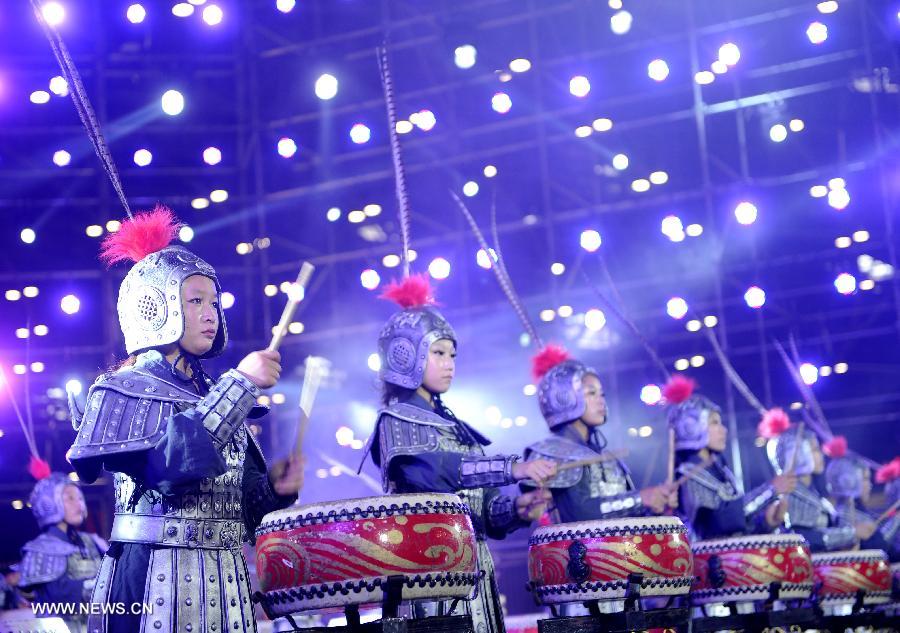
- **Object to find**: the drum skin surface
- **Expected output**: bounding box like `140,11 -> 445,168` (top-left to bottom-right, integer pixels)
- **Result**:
691,533 -> 813,604
812,549 -> 891,607
527,516 -> 693,605
255,493 -> 478,615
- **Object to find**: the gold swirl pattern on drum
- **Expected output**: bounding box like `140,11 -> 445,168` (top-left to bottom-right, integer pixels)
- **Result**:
693,544 -> 812,592
815,561 -> 891,596
256,513 -> 476,593
528,535 -> 693,586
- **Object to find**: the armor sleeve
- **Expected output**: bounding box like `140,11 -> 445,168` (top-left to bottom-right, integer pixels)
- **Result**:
460,455 -> 518,488
483,489 -> 529,540
68,368 -> 257,483
376,411 -> 501,492
742,482 -> 776,533
795,525 -> 856,551
194,369 -> 261,450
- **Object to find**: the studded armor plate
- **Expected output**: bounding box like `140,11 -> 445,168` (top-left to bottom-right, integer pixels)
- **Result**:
20,532 -> 104,589
109,423 -> 248,550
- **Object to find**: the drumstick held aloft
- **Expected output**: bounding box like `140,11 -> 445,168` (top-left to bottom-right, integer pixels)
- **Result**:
268,262 -> 315,352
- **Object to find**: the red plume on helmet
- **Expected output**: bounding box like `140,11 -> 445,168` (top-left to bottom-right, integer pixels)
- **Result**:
875,457 -> 900,484
757,407 -> 791,439
822,435 -> 848,458
531,344 -> 571,382
28,455 -> 52,480
379,273 -> 434,309
662,374 -> 695,405
99,205 -> 181,267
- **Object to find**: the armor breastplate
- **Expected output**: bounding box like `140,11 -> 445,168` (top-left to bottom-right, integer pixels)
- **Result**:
66,534 -> 103,581
111,423 -> 248,549
386,421 -> 490,536
587,459 -> 631,498
787,484 -> 831,529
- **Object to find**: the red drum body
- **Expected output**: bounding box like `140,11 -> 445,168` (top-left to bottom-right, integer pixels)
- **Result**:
812,549 -> 891,607
691,533 -> 813,605
255,493 -> 478,615
528,516 -> 693,605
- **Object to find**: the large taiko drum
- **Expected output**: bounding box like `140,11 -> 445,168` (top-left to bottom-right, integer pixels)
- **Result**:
691,533 -> 813,605
811,549 -> 891,607
255,493 -> 479,616
527,516 -> 694,605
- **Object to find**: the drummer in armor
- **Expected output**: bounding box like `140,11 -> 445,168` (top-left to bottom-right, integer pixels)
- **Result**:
66,207 -> 303,633
522,346 -> 676,522
665,376 -> 796,540
876,458 -> 900,556
761,415 -> 856,552
364,275 -> 556,633
824,439 -> 898,560
19,470 -> 107,633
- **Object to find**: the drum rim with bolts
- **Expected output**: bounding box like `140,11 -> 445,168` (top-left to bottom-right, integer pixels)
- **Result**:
529,515 -> 687,545
691,532 -> 808,554
256,492 -> 471,537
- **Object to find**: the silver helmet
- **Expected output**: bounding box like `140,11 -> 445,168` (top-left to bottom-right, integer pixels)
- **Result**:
378,306 -> 456,389
117,245 -> 226,358
826,457 -> 867,499
766,427 -> 816,476
537,359 -> 598,429
101,207 -> 227,359
667,395 -> 721,451
29,473 -> 81,528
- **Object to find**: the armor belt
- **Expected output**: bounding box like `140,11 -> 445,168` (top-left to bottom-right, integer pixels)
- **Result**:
111,514 -> 246,550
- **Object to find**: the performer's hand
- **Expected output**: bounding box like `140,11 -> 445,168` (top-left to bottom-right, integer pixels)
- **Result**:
771,473 -> 797,495
237,350 -> 281,389
855,521 -> 877,541
765,498 -> 788,527
640,485 -> 670,514
512,459 -> 557,485
269,452 -> 305,497
661,482 -> 679,509
516,489 -> 553,522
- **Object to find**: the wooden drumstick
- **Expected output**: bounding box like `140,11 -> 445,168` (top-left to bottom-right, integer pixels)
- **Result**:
556,449 -> 629,473
667,428 -> 675,485
874,498 -> 900,528
268,262 -> 315,352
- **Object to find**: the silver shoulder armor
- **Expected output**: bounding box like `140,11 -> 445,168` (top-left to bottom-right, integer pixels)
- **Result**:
19,534 -> 78,587
523,436 -> 598,489
66,368 -> 193,476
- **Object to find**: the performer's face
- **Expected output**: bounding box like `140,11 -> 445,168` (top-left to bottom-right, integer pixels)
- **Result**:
706,411 -> 727,452
580,374 -> 607,426
61,485 -> 87,527
179,275 -> 220,356
422,339 -> 455,394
